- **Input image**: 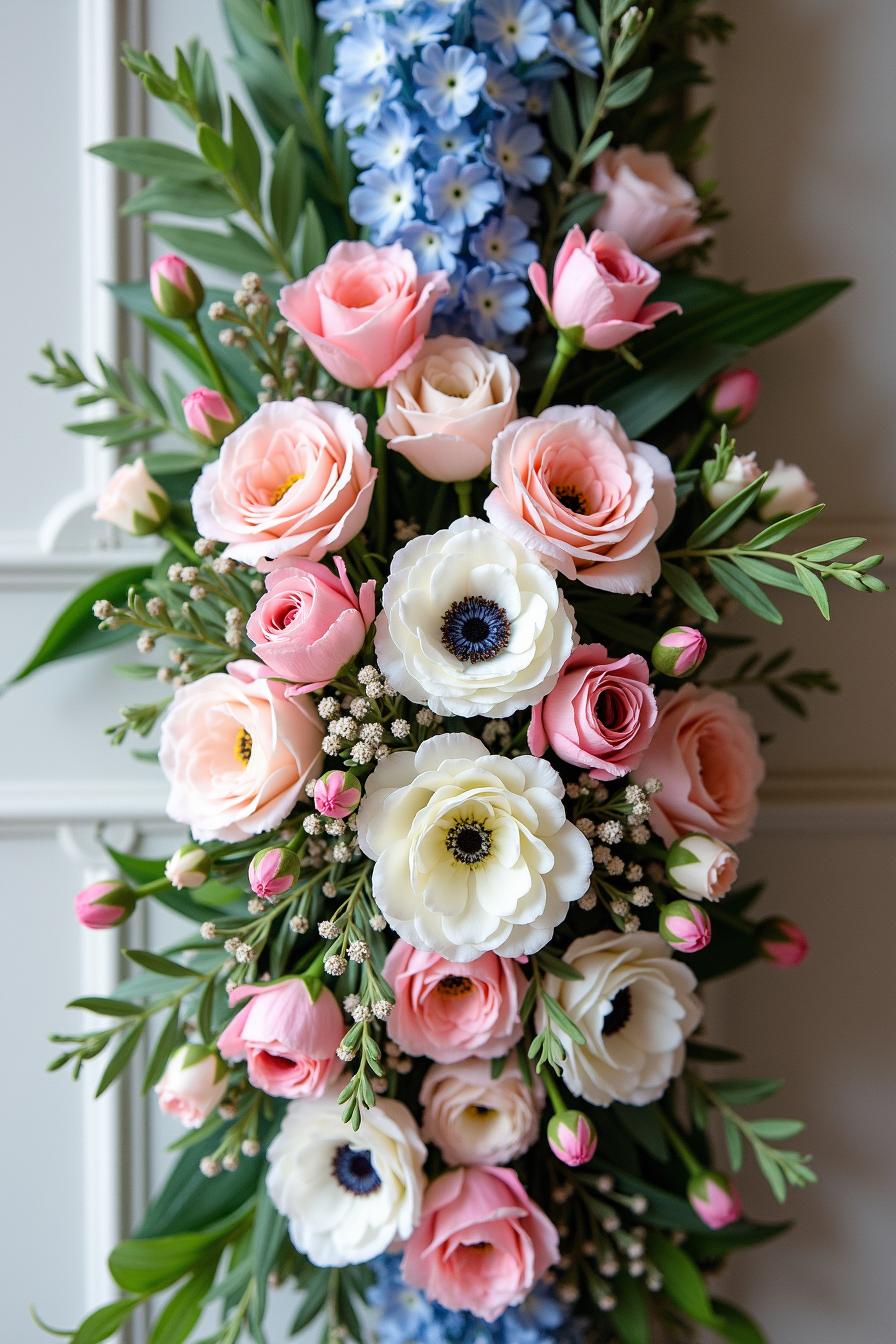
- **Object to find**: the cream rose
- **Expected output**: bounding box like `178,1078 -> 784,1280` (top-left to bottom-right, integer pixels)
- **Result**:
421,1057 -> 544,1166
592,145 -> 712,262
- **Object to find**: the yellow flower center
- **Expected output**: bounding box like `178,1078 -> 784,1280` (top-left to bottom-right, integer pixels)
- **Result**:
234,728 -> 253,767
464,1105 -> 496,1122
271,473 -> 303,505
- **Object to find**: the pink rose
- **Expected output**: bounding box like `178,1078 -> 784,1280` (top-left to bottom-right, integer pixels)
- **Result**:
420,1058 -> 544,1166
708,367 -> 761,425
377,335 -> 519,482
402,1165 -> 559,1322
247,555 -> 376,693
592,146 -> 712,262
383,940 -> 527,1064
74,880 -> 135,930
191,398 -> 376,567
182,386 -> 242,446
155,1046 -> 227,1129
529,643 -> 658,781
159,661 -> 323,842
278,240 -> 449,389
217,978 -> 344,1099
528,226 -> 681,350
634,685 -> 765,845
149,253 -> 203,318
485,404 -> 675,594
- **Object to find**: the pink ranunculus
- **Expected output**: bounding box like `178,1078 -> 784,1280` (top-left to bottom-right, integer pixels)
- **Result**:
759,916 -> 810,968
248,846 -> 301,901
529,643 -> 657,781
383,940 -> 528,1064
592,146 -> 712,262
278,240 -> 449,390
155,1045 -> 227,1129
687,1171 -> 742,1230
158,661 -> 323,842
660,899 -> 712,953
402,1165 -> 559,1323
486,404 -> 675,595
247,556 -> 376,693
217,978 -> 344,1099
528,226 -> 681,351
708,367 -> 761,425
149,253 -> 204,318
74,880 -> 135,930
652,626 -> 708,679
547,1110 -> 598,1167
420,1058 -> 544,1167
314,770 -> 362,819
182,386 -> 242,446
634,685 -> 765,846
191,398 -> 376,568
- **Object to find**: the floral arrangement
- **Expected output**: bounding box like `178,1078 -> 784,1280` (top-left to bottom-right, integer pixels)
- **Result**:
21,2 -> 887,1342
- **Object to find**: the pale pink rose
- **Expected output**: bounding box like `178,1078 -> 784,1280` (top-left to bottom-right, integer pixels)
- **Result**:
278,240 -> 449,389
634,685 -> 765,846
191,398 -> 376,567
402,1165 -> 559,1323
378,335 -> 519,482
247,555 -> 376,693
529,642 -> 657,781
420,1058 -> 544,1167
154,1046 -> 227,1129
708,368 -> 761,425
217,978 -> 344,1099
158,660 -> 323,842
94,459 -> 170,535
592,146 -> 712,262
485,404 -> 675,594
383,940 -> 527,1064
528,226 -> 681,350
758,460 -> 818,520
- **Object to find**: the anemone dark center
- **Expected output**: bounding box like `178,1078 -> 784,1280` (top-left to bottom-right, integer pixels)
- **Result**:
445,819 -> 492,865
332,1145 -> 381,1196
554,484 -> 589,514
602,985 -> 633,1037
441,595 -> 510,663
438,975 -> 475,997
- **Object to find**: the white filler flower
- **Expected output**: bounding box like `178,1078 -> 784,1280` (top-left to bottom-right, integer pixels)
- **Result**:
539,931 -> 703,1106
374,516 -> 576,717
357,733 -> 593,960
266,1094 -> 426,1266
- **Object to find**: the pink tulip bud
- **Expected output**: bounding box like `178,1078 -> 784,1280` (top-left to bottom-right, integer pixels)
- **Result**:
547,1109 -> 598,1166
758,916 -> 809,967
660,899 -> 712,953
652,626 -> 707,678
687,1170 -> 742,1229
314,770 -> 362,819
150,253 -> 204,319
182,387 -> 242,447
74,880 -> 135,930
164,844 -> 211,891
707,368 -> 761,425
248,846 -> 302,901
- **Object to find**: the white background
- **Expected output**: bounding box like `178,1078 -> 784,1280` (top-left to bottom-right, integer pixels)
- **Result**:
1,1 -> 893,1340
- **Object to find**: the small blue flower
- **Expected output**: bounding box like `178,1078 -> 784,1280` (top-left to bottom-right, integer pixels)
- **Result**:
482,61 -> 526,112
473,0 -> 552,66
424,155 -> 502,231
505,187 -> 539,228
322,74 -> 400,130
348,105 -> 420,169
486,115 -> 550,187
399,220 -> 463,273
471,213 -> 538,274
349,163 -> 418,240
419,120 -> 482,166
334,15 -> 393,84
392,5 -> 453,55
464,265 -> 530,340
413,43 -> 487,128
548,12 -> 602,73
317,0 -> 369,34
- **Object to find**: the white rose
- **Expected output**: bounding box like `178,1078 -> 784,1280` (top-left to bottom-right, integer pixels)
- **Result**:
357,733 -> 593,961
538,931 -> 703,1107
375,517 -> 577,718
758,460 -> 818,520
705,452 -> 762,508
94,459 -> 169,535
266,1095 -> 426,1267
421,1057 -> 543,1166
666,833 -> 738,902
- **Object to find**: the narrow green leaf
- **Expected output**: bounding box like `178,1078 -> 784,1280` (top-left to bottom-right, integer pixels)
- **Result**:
646,1233 -> 720,1326
798,536 -> 864,562
91,138 -> 212,180
731,555 -> 805,593
536,949 -> 584,981
580,130 -> 613,167
147,1254 -> 219,1344
269,125 -> 303,249
609,1271 -> 650,1344
609,341 -> 744,440
143,1006 -> 182,1093
688,474 -> 768,548
750,1118 -> 805,1140
111,1210 -> 248,1292
289,1270 -> 330,1332
724,1115 -> 744,1171
298,199 -> 327,273
229,97 -> 262,204
151,223 -> 272,275
707,557 -> 784,624
793,562 -> 830,619
708,1299 -> 768,1344
543,992 -> 587,1046
755,1147 -> 788,1202
197,122 -> 236,173
96,1024 -> 144,1098
605,67 -> 653,109
742,504 -> 825,550
661,560 -> 719,622
614,1104 -> 669,1162
122,179 -> 237,220
72,1297 -> 142,1344
714,1077 -> 784,1105
68,997 -> 142,1018
124,949 -> 200,979
548,84 -> 577,158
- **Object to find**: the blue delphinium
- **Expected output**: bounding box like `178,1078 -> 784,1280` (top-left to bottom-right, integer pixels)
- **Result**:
319,0 -> 601,344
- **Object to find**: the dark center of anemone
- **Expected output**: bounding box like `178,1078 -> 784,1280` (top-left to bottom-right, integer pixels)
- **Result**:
438,975 -> 475,997
445,818 -> 492,866
441,595 -> 510,663
602,985 -> 633,1037
554,484 -> 589,514
332,1145 -> 381,1196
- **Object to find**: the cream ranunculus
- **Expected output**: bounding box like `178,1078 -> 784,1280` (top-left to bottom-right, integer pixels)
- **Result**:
420,1057 -> 544,1166
266,1094 -> 426,1267
538,931 -> 703,1106
374,517 -> 577,718
592,145 -> 712,262
356,733 -> 593,961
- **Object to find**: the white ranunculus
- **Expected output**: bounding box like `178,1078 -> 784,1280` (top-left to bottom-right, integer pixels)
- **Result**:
420,1057 -> 544,1166
666,833 -> 738,902
538,931 -> 703,1107
374,516 -> 577,718
266,1094 -> 426,1267
357,733 -> 593,961
757,460 -> 818,520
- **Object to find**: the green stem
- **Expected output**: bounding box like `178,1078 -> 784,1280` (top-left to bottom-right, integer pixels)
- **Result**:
134,876 -> 171,897
454,479 -> 473,517
533,331 -> 580,415
160,523 -> 198,563
540,1065 -> 567,1115
657,1108 -> 702,1177
677,417 -> 715,474
185,316 -> 231,397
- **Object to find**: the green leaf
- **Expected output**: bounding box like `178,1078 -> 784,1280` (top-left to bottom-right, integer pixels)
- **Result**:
91,138 -> 213,181
742,504 -> 825,550
535,949 -> 584,981
724,1115 -> 744,1171
124,949 -> 199,979
750,1118 -> 805,1140
72,1297 -> 143,1344
560,191 -> 607,230
793,562 -> 830,619
549,84 -> 577,158
606,67 -> 653,109
709,1299 -> 768,1344
660,560 -> 719,622
714,1077 -> 784,1105
147,1254 -> 220,1344
289,1270 -> 330,1333
249,1174 -> 287,1333
646,1233 -> 720,1326
230,97 -> 262,204
269,126 -> 303,249
707,557 -> 784,624
731,555 -> 805,594
96,1023 -> 144,1098
580,130 -> 613,167
142,1006 -> 182,1093
755,1147 -> 788,1202
798,536 -> 864,562
68,997 -> 142,1018
542,992 -> 586,1046
110,1211 -> 245,1293
150,222 -> 273,275
609,1271 -> 650,1344
138,1125 -> 274,1238
609,342 -> 744,440
298,199 -> 327,273
197,122 -> 236,173
614,1104 -> 669,1162
688,474 -> 768,548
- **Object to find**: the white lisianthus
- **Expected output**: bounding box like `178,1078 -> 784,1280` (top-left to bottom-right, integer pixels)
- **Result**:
266,1094 -> 426,1267
666,833 -> 738,901
538,931 -> 703,1107
420,1057 -> 544,1166
704,452 -> 762,508
757,460 -> 818,520
374,516 -> 577,718
357,733 -> 593,961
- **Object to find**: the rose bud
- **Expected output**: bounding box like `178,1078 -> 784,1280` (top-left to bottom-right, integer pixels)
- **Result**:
687,1170 -> 742,1229
703,452 -> 762,509
757,460 -> 818,521
758,916 -> 809,967
248,846 -> 302,901
150,253 -> 204,319
93,459 -> 170,535
652,626 -> 707,679
666,834 -> 739,902
154,1044 -> 228,1129
74,880 -> 136,930
548,1109 -> 598,1167
660,899 -> 712,954
164,843 -> 211,891
314,769 -> 362,819
707,368 -> 761,425
182,387 -> 242,447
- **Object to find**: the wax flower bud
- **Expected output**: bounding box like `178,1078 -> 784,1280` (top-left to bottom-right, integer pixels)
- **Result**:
154,1044 -> 228,1129
314,770 -> 362,818
707,367 -> 761,425
150,253 -> 204,319
758,916 -> 809,967
248,846 -> 302,901
687,1170 -> 742,1229
547,1109 -> 598,1167
666,834 -> 738,902
93,459 -> 170,536
74,880 -> 136,930
182,387 -> 243,447
660,899 -> 712,953
164,843 -> 211,891
703,452 -> 762,509
652,626 -> 707,679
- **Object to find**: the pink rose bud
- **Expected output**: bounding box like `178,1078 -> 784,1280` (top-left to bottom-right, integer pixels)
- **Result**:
758,916 -> 809,967
248,846 -> 302,901
164,843 -> 211,891
703,452 -> 763,509
687,1171 -> 742,1229
182,387 -> 242,447
93,459 -> 170,535
74,880 -> 135,930
666,834 -> 739,902
547,1109 -> 598,1167
757,460 -> 818,521
707,368 -> 761,425
660,899 -> 712,953
150,253 -> 204,319
314,770 -> 362,819
652,626 -> 707,679
154,1044 -> 228,1129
